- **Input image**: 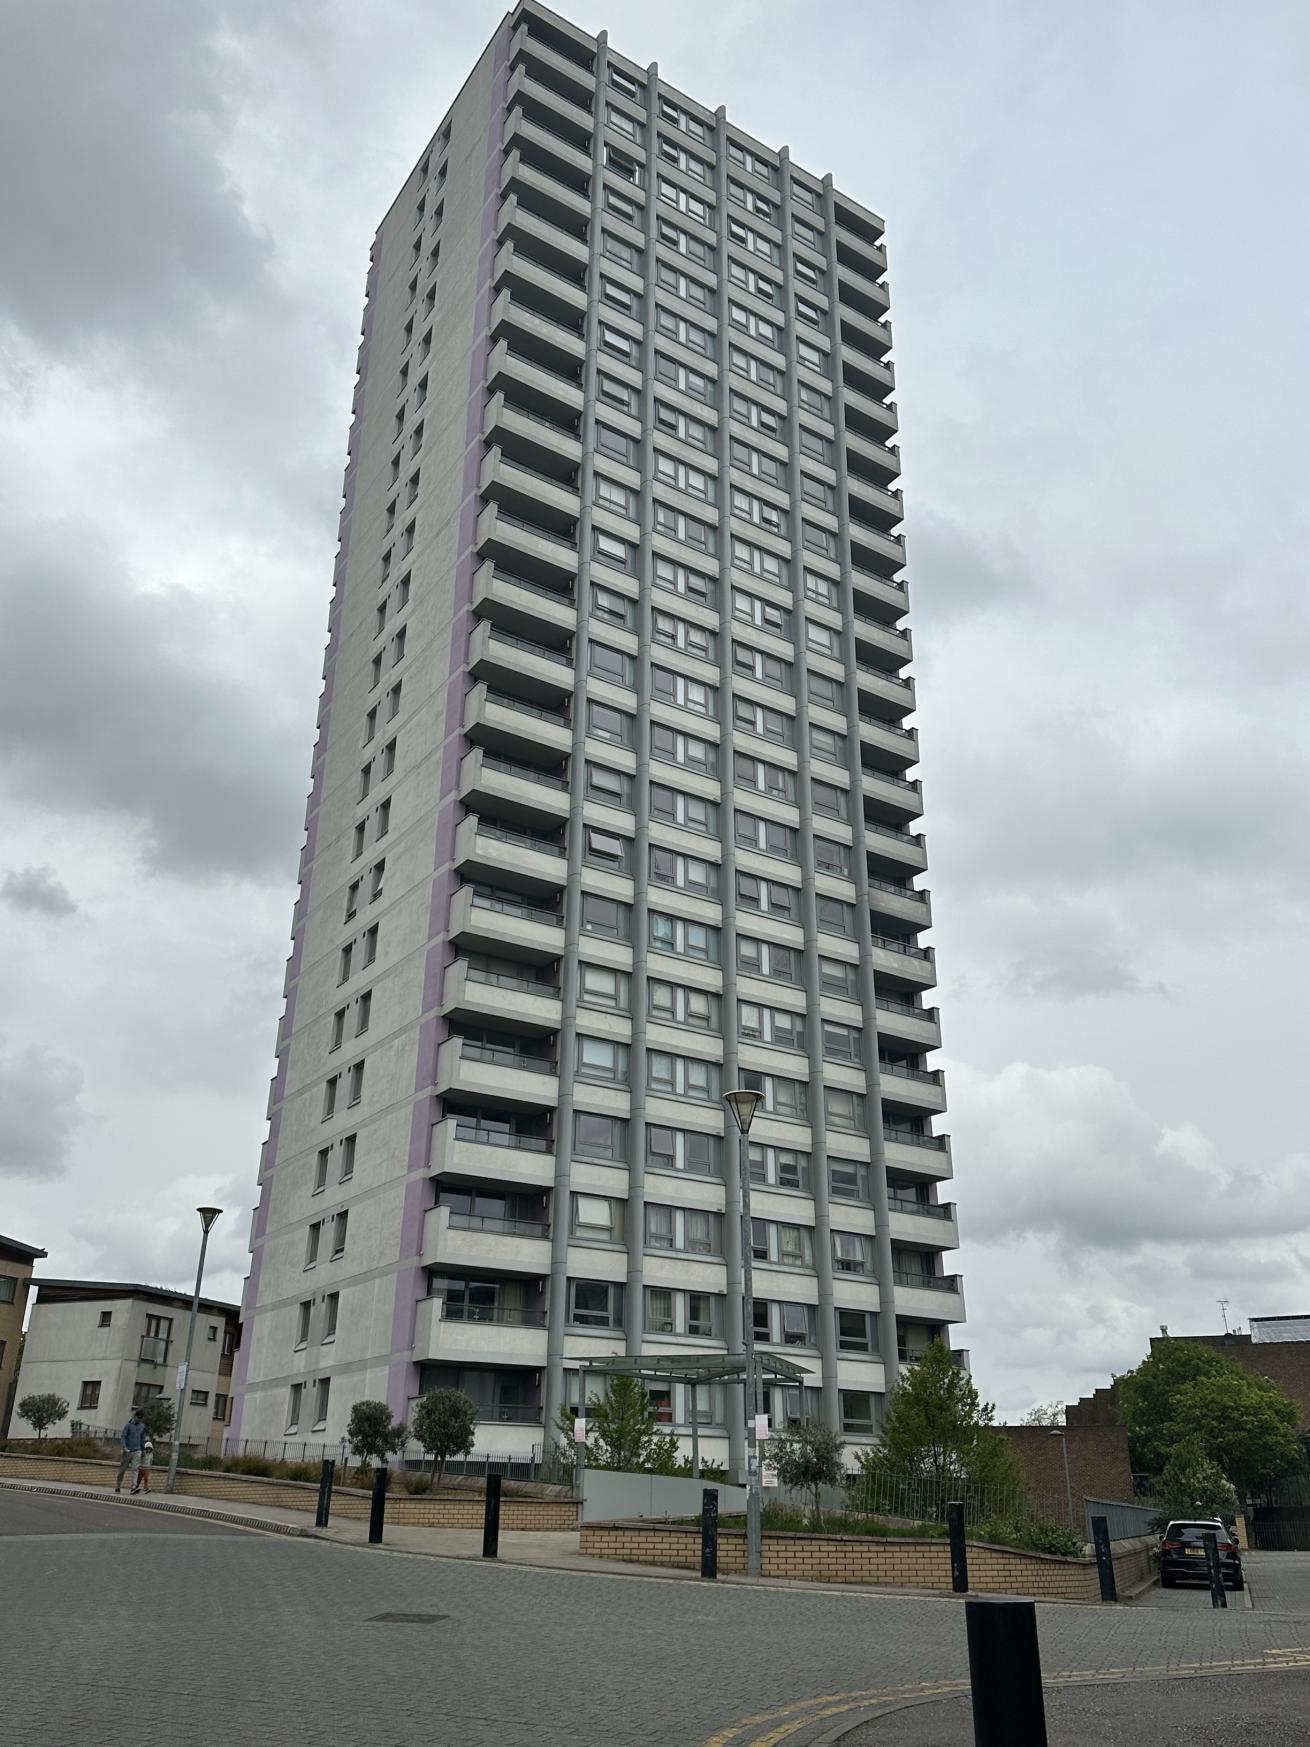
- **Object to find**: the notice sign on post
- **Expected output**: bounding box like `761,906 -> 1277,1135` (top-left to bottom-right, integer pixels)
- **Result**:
574,1417 -> 587,1443
754,1413 -> 770,1442
761,1461 -> 780,1489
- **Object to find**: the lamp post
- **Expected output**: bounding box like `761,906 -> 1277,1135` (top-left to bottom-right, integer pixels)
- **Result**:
165,1206 -> 222,1494
724,1087 -> 764,1578
1050,1426 -> 1075,1529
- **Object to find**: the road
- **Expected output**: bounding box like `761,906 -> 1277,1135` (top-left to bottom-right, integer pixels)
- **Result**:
4,1490 -> 1310,1747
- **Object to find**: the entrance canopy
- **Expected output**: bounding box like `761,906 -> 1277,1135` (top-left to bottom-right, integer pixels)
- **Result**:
574,1352 -> 808,1385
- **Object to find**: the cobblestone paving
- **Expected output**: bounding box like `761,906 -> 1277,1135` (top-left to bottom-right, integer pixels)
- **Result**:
6,1493 -> 1310,1747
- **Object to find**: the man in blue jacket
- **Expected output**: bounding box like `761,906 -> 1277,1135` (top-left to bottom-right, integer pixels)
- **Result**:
115,1407 -> 148,1494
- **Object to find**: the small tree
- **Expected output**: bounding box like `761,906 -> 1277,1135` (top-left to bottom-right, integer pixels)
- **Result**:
346,1399 -> 407,1468
768,1420 -> 845,1527
1021,1402 -> 1065,1427
137,1397 -> 175,1446
411,1389 -> 478,1489
1118,1338 -> 1232,1475
17,1393 -> 68,1439
1158,1443 -> 1238,1524
555,1376 -> 681,1473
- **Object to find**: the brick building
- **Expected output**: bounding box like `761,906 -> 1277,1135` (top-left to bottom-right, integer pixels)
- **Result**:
0,1234 -> 47,1435
997,1422 -> 1134,1524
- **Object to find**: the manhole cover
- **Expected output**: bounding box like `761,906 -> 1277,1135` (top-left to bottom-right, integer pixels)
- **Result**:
367,1612 -> 449,1624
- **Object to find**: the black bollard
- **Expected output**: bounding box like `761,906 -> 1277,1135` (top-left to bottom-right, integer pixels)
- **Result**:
700,1487 -> 719,1580
1090,1515 -> 1117,1602
368,1465 -> 388,1545
483,1472 -> 502,1559
965,1597 -> 1048,1747
947,1499 -> 969,1594
1203,1531 -> 1228,1609
315,1457 -> 336,1529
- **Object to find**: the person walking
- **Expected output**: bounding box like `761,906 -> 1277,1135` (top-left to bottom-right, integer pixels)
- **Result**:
115,1408 -> 147,1493
135,1436 -> 155,1494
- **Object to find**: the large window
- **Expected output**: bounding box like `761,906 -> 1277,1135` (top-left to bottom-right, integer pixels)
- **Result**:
569,1280 -> 624,1330
646,1125 -> 722,1178
645,1204 -> 722,1256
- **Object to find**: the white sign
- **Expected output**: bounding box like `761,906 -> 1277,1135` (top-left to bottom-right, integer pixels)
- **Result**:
574,1416 -> 587,1443
754,1413 -> 770,1442
176,1362 -> 189,1397
761,1461 -> 780,1489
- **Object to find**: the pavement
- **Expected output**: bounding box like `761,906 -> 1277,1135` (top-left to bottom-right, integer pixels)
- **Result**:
5,1482 -> 1310,1747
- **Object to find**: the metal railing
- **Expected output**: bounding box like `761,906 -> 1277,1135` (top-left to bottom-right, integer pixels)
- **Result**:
486,627 -> 573,666
493,399 -> 582,441
851,565 -> 906,594
887,1196 -> 951,1220
453,1119 -> 553,1153
458,1042 -> 557,1075
893,1270 -> 961,1292
471,1402 -> 544,1424
871,933 -> 930,960
883,1127 -> 947,1151
859,711 -> 915,737
485,688 -> 570,725
469,888 -> 563,925
486,567 -> 575,604
473,821 -> 566,857
480,753 -> 568,790
439,1301 -> 548,1327
856,661 -> 913,691
868,876 -> 924,900
879,1061 -> 941,1084
863,767 -> 920,792
866,820 -> 922,846
498,452 -> 581,492
464,965 -> 560,998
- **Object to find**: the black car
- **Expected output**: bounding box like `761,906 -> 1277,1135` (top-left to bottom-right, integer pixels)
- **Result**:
1159,1518 -> 1244,1589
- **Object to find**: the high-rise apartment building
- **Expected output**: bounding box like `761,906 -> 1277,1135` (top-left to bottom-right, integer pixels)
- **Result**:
232,0 -> 963,1471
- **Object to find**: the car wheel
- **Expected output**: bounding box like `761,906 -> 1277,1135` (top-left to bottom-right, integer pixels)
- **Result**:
1232,1576 -> 1245,1591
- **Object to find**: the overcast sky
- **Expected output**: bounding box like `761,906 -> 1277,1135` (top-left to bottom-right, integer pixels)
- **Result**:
2,0 -> 1306,1421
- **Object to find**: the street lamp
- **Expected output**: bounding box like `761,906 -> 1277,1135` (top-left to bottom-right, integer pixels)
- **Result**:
724,1087 -> 764,1578
1049,1426 -> 1075,1529
165,1206 -> 222,1494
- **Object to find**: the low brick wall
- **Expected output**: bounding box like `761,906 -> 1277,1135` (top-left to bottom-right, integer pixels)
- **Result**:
580,1520 -> 1157,1601
0,1453 -> 578,1530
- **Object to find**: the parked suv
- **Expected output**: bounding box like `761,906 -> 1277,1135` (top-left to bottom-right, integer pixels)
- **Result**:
1159,1518 -> 1244,1589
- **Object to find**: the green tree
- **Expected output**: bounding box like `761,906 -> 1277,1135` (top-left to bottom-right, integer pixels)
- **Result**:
557,1376 -> 681,1472
1119,1338 -> 1303,1493
346,1399 -> 407,1468
17,1393 -> 68,1438
1117,1338 -> 1231,1475
767,1420 -> 845,1528
1158,1442 -> 1238,1523
852,1342 -> 1025,1509
410,1389 -> 478,1489
137,1397 -> 175,1445
1021,1402 -> 1065,1427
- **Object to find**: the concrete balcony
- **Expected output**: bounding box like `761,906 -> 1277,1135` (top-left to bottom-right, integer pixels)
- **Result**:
483,389 -> 583,476
429,1115 -> 556,1191
421,1200 -> 553,1275
868,877 -> 931,931
413,1294 -> 549,1367
500,150 -> 591,240
434,1036 -> 559,1115
446,882 -> 565,963
864,821 -> 928,876
459,745 -> 570,830
843,383 -> 898,444
878,1062 -> 947,1116
892,1273 -> 965,1323
854,615 -> 912,667
869,934 -> 936,992
489,283 -> 586,377
887,1200 -> 959,1250
496,193 -> 589,282
849,520 -> 906,580
844,428 -> 902,491
844,351 -> 896,407
862,767 -> 923,825
506,65 -> 593,155
839,304 -> 894,363
883,1129 -> 953,1181
479,442 -> 579,533
837,257 -> 892,322
472,556 -> 576,642
509,21 -> 595,108
874,998 -> 941,1053
851,568 -> 909,624
835,230 -> 889,284
858,714 -> 919,773
468,616 -> 574,702
855,663 -> 916,720
453,815 -> 567,895
476,498 -> 578,590
847,475 -> 902,533
463,682 -> 571,765
441,955 -> 562,1036
503,108 -> 593,195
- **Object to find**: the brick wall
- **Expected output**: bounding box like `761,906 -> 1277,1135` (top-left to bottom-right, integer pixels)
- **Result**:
579,1521 -> 1157,1601
0,1454 -> 578,1530
998,1423 -> 1134,1514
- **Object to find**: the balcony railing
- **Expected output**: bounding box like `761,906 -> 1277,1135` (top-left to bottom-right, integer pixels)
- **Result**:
473,822 -> 566,858
876,994 -> 923,1017
883,1127 -> 947,1151
888,1197 -> 950,1220
472,1402 -> 544,1423
866,821 -> 921,846
859,711 -> 915,739
879,1061 -> 941,1085
487,627 -> 573,666
448,1211 -> 551,1238
893,1271 -> 961,1292
453,1119 -> 553,1153
469,889 -> 563,925
857,661 -> 913,692
496,398 -> 582,441
863,767 -> 919,793
464,965 -> 561,998
440,1300 -> 549,1328
871,933 -> 929,960
485,688 -> 570,727
868,876 -> 924,900
458,1042 -> 557,1075
481,753 -> 568,791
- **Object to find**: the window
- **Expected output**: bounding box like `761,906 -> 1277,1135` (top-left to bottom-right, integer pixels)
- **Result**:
817,896 -> 855,937
645,1203 -> 721,1255
738,1001 -> 805,1052
728,139 -> 779,186
812,779 -> 848,821
577,1036 -> 630,1084
655,258 -> 711,309
574,1113 -> 628,1162
652,665 -> 716,717
649,981 -> 720,1031
287,1383 -> 304,1432
731,439 -> 786,487
584,827 -> 631,874
655,304 -> 715,357
729,346 -> 783,394
213,1392 -> 229,1420
823,1021 -> 860,1062
313,1148 -> 330,1193
737,935 -> 800,985
650,783 -> 718,835
646,1125 -> 722,1178
657,137 -> 713,186
796,296 -> 826,332
387,681 -> 402,720
734,811 -> 797,860
347,1060 -> 364,1107
305,1222 -> 321,1268
595,422 -> 637,466
728,217 -> 780,263
798,382 -> 832,421
323,1292 -> 339,1341
732,537 -> 788,587
830,1158 -> 871,1202
815,838 -> 851,879
741,1069 -> 808,1120
647,1051 -> 721,1102
653,402 -> 713,452
645,1286 -> 721,1339
345,879 -> 360,921
650,911 -> 719,961
734,751 -> 795,803
653,502 -> 715,553
803,520 -> 837,559
313,1379 -> 330,1428
833,1232 -> 875,1275
579,963 -> 630,1012
654,450 -> 715,502
331,1210 -> 349,1257
581,893 -> 630,940
733,590 -> 791,640
78,1381 -> 100,1411
591,583 -> 635,628
329,1007 -> 346,1052
296,1298 -> 313,1346
649,845 -> 718,897
569,1280 -> 624,1329
799,426 -> 832,465
355,991 -> 372,1036
842,1391 -> 877,1434
363,705 -> 378,743
322,1076 -> 339,1120
733,695 -> 793,748
808,671 -> 845,712
589,641 -> 635,687
810,724 -> 846,765
599,321 -> 639,364
586,762 -> 633,809
97,1310 -> 112,1328
572,1193 -> 624,1244
351,821 -> 366,860
653,352 -> 713,404
657,176 -> 712,226
820,956 -> 858,999
651,722 -> 717,777
838,1309 -> 875,1353
729,302 -> 781,348
359,761 -> 374,801
609,66 -> 641,99
749,1143 -> 811,1192
730,390 -> 783,440
368,860 -> 385,903
606,102 -> 644,143
825,1088 -> 868,1133
588,700 -> 634,747
801,473 -> 835,512
375,798 -> 391,840
362,924 -> 379,966
605,144 -> 643,185
601,230 -> 642,274
751,1220 -> 815,1269
736,870 -> 796,920
340,1134 -> 357,1181
598,372 -> 638,415
594,473 -> 637,518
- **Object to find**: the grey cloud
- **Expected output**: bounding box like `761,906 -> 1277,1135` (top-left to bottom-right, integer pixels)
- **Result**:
1,865 -> 78,917
910,510 -> 1040,626
0,1038 -> 85,1178
0,2 -> 272,350
0,521 -> 309,879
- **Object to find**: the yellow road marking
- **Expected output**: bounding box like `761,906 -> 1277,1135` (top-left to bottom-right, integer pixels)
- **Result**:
701,1649 -> 1310,1747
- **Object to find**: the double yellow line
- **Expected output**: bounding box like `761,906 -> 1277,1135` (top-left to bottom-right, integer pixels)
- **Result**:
700,1649 -> 1310,1746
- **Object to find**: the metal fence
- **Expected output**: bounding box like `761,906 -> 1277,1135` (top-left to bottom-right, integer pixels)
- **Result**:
846,1470 -> 1048,1527
1082,1495 -> 1160,1541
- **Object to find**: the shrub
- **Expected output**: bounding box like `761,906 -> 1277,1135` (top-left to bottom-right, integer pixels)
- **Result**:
403,1473 -> 433,1494
972,1515 -> 1084,1558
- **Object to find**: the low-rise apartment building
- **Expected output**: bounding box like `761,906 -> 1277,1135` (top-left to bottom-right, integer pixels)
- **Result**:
0,1233 -> 47,1434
